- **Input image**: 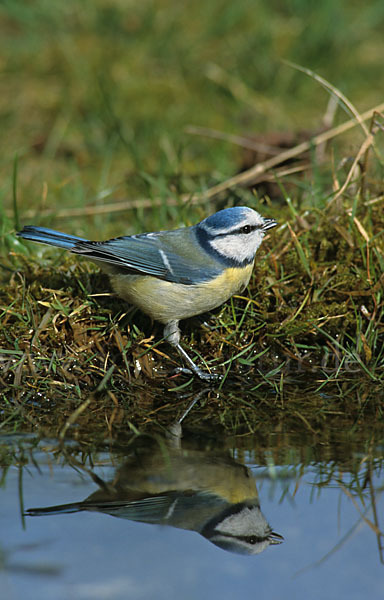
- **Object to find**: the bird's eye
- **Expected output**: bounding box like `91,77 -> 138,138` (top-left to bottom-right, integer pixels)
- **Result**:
241,225 -> 253,234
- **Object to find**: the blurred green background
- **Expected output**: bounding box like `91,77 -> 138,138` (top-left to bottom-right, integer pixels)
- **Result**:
1,0 -> 383,239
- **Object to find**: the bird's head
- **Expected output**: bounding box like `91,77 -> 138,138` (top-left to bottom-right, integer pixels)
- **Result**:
197,206 -> 277,266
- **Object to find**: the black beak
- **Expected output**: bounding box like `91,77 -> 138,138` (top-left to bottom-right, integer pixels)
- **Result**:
262,218 -> 277,231
269,531 -> 284,545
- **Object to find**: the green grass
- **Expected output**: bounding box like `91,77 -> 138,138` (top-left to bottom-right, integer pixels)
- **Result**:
1,0 -> 384,438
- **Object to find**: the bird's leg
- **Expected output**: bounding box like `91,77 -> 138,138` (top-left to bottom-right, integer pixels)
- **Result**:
163,321 -> 219,383
175,343 -> 219,382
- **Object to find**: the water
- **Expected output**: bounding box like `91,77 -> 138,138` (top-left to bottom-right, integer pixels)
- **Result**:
1,429 -> 383,600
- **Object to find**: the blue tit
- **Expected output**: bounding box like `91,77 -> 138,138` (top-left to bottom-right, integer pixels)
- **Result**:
25,435 -> 283,555
17,206 -> 276,381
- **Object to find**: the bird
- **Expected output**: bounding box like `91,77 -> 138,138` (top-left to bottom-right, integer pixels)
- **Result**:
17,206 -> 276,381
25,428 -> 283,555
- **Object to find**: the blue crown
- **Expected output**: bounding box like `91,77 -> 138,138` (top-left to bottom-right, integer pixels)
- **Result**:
202,207 -> 252,230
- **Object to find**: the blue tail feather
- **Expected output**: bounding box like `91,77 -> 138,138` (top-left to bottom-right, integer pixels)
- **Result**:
17,226 -> 88,250
25,503 -> 84,516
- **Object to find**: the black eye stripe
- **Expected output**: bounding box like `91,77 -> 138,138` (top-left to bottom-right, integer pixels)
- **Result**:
238,224 -> 261,234
212,224 -> 261,238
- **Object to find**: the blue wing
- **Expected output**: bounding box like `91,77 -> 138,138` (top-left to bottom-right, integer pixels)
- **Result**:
17,226 -> 222,285
26,491 -> 224,529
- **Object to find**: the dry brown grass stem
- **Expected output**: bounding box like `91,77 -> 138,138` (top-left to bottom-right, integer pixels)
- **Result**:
283,61 -> 371,137
328,133 -> 375,206
59,395 -> 94,440
10,102 -> 384,221
184,125 -> 288,154
201,102 -> 384,199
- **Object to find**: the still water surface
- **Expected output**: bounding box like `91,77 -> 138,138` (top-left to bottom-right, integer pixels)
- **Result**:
1,430 -> 383,600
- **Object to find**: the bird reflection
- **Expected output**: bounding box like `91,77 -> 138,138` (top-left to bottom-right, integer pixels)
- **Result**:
26,426 -> 283,555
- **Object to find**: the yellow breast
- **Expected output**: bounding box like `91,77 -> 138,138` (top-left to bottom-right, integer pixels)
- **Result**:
109,263 -> 254,324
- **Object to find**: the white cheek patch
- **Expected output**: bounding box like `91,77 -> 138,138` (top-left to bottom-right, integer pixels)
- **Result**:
210,232 -> 265,262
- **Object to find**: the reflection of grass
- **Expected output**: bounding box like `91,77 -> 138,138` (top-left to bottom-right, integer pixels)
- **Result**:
1,1 -> 384,434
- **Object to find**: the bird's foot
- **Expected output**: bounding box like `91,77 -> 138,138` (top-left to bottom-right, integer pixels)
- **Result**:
171,366 -> 221,384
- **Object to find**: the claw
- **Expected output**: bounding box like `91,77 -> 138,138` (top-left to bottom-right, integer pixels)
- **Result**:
171,361 -> 220,384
